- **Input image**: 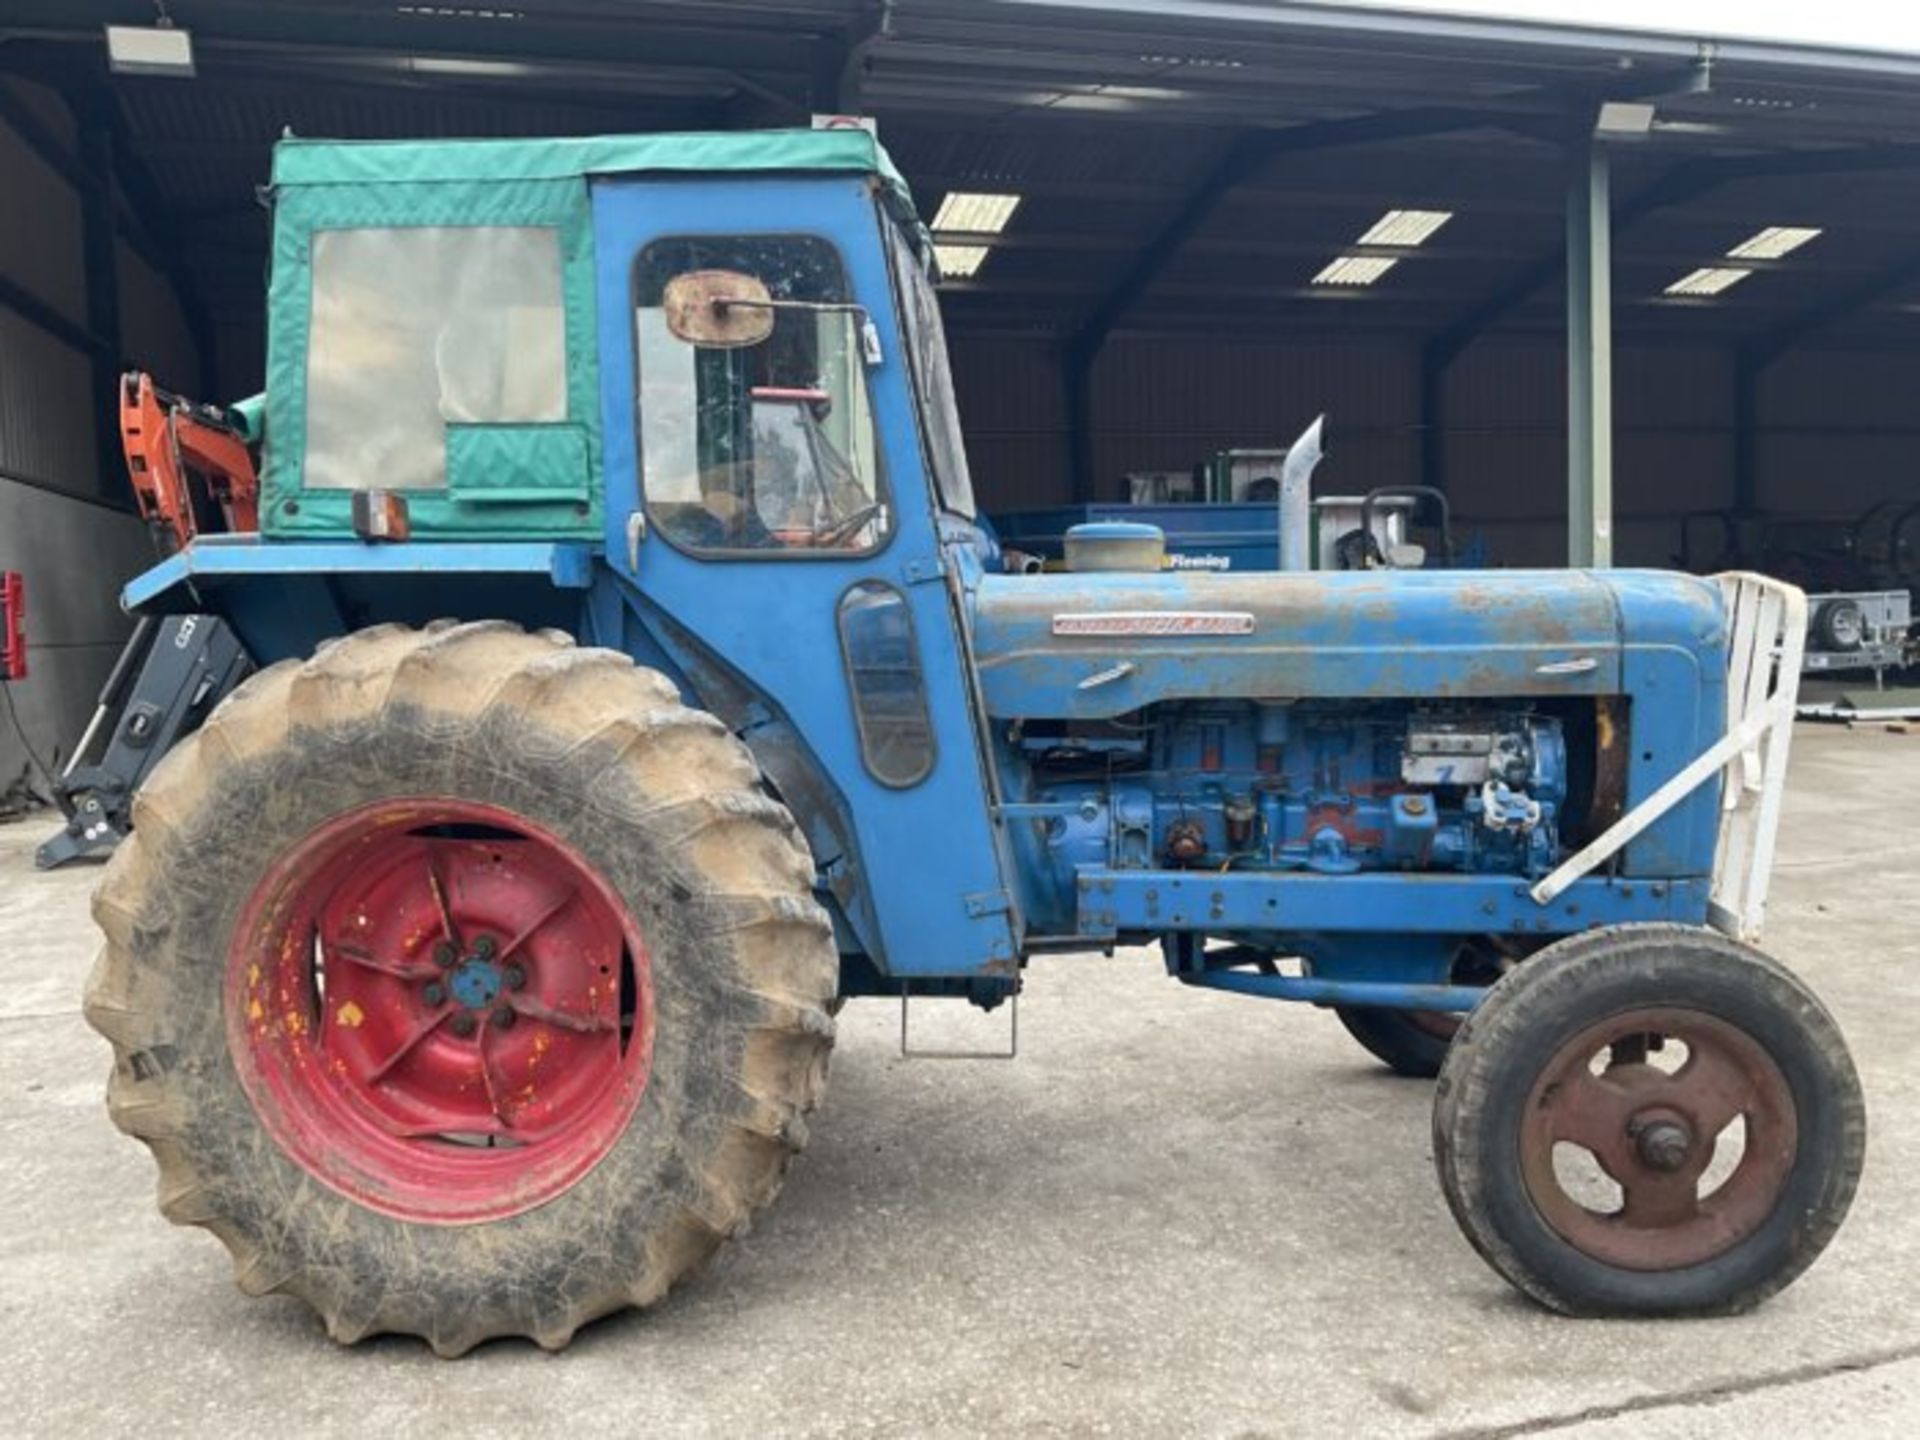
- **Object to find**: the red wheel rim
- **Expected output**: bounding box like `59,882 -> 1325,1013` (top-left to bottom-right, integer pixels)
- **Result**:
227,799 -> 653,1224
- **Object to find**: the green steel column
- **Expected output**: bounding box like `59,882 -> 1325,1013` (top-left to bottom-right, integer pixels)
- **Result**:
1566,143 -> 1614,568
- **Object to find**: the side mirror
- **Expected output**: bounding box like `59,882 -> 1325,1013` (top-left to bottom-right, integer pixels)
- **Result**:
662,270 -> 777,348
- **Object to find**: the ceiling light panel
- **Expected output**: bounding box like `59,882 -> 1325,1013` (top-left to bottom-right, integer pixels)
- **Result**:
933,244 -> 990,279
1727,226 -> 1823,260
1138,52 -> 1245,68
1665,267 -> 1752,297
396,6 -> 526,18
1356,209 -> 1453,248
409,56 -> 533,76
1313,255 -> 1399,288
1595,101 -> 1657,137
104,24 -> 196,77
931,193 -> 1021,234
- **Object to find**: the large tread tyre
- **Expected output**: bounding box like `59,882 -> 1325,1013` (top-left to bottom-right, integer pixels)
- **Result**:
84,621 -> 838,1354
1433,924 -> 1865,1316
1335,1005 -> 1457,1079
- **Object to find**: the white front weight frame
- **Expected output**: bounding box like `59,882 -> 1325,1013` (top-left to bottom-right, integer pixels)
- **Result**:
1530,573 -> 1807,943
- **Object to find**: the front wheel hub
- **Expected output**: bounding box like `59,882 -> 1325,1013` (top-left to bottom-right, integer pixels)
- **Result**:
227,799 -> 654,1225
1519,1006 -> 1797,1271
1630,1114 -> 1695,1173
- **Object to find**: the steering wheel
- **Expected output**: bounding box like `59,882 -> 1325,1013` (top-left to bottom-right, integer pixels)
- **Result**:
814,502 -> 883,548
1333,527 -> 1385,571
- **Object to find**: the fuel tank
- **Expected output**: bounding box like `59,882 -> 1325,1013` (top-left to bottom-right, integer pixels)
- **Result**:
969,568 -> 1724,720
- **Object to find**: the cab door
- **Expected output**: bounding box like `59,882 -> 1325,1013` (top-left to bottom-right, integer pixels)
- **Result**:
592,175 -> 1016,978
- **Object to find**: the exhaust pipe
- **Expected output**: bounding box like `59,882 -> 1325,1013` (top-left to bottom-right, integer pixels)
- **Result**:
1278,415 -> 1325,573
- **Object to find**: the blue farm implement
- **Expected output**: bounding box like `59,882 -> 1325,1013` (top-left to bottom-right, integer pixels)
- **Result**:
81,127 -> 1864,1354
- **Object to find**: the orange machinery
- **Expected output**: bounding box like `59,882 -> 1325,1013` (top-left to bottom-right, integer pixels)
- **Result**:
119,371 -> 259,552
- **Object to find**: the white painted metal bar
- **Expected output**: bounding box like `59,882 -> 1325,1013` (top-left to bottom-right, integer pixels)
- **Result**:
1531,574 -> 1806,942
1720,576 -> 1805,939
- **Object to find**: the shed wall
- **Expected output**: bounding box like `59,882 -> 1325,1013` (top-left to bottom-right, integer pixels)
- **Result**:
0,78 -> 192,803
954,333 -> 1920,569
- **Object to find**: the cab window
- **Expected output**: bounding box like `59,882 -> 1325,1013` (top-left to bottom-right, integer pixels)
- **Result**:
839,581 -> 936,787
306,225 -> 566,492
886,223 -> 976,519
635,235 -> 888,554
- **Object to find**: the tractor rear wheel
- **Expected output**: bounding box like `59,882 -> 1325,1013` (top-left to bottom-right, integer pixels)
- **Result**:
1433,925 -> 1864,1315
1334,939 -> 1507,1078
84,621 -> 838,1354
1335,1006 -> 1458,1078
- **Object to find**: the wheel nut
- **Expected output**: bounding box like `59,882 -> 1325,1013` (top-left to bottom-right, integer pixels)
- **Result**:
449,1011 -> 478,1039
474,935 -> 497,960
493,1006 -> 517,1030
433,942 -> 456,969
1635,1120 -> 1692,1173
422,982 -> 446,1007
503,963 -> 527,991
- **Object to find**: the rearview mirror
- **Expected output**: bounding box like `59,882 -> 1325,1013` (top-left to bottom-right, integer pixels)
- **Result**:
662,270 -> 777,348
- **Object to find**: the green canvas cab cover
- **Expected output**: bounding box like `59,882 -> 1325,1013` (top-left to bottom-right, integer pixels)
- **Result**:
261,127 -> 922,540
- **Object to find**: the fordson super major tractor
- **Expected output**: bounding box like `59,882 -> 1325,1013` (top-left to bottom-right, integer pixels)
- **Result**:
86,128 -> 1863,1355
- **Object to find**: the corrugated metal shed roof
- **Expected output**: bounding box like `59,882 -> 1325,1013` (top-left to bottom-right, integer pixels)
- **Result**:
8,0 -> 1920,377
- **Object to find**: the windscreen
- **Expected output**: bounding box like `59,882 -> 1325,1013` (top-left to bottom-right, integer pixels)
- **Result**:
634,234 -> 888,554
887,222 -> 977,519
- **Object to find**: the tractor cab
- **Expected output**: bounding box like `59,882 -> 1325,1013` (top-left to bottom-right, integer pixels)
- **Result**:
131,129 -> 1021,983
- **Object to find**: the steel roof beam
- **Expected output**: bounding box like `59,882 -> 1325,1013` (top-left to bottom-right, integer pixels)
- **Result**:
810,0 -> 892,113
1426,157 -> 1733,372
1731,245 -> 1920,511
1740,251 -> 1920,373
0,0 -> 842,82
1065,105 -> 1511,366
1424,141 -> 1920,374
965,0 -> 1920,84
1059,104 -> 1520,498
1056,57 -> 1725,384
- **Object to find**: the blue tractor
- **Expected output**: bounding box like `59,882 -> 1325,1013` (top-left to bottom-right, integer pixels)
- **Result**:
86,129 -> 1863,1354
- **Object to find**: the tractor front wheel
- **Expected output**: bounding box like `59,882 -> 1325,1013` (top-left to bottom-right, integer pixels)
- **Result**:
1432,924 -> 1864,1315
84,622 -> 838,1354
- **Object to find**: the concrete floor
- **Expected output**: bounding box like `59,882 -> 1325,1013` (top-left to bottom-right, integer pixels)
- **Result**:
2,722 -> 1916,1438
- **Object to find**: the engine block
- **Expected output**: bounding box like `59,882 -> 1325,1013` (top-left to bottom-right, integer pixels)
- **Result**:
1023,701 -> 1567,915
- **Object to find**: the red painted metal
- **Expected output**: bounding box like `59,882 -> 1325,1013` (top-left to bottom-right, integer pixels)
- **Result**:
227,799 -> 653,1224
1,572 -> 23,680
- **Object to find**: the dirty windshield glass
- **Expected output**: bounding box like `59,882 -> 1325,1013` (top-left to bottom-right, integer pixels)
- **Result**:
887,223 -> 976,519
635,236 -> 887,554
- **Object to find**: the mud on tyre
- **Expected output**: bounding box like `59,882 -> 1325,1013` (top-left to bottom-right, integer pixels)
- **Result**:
84,621 -> 838,1354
